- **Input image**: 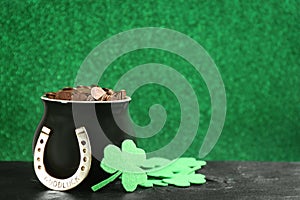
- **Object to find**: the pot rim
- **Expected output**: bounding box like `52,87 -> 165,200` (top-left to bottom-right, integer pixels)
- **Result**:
41,96 -> 131,104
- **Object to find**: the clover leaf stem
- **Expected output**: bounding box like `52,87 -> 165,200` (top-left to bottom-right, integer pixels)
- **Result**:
91,171 -> 122,192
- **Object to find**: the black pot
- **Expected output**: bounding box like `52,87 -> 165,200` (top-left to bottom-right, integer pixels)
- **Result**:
32,96 -> 134,190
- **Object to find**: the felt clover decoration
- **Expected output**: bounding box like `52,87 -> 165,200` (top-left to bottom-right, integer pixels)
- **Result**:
139,157 -> 206,187
91,140 -> 147,192
162,173 -> 206,187
92,140 -> 207,192
139,179 -> 168,187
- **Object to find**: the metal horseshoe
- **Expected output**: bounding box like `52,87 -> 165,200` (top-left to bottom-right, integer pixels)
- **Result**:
33,126 -> 92,191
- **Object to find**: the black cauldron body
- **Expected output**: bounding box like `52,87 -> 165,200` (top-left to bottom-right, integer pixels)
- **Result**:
33,96 -> 134,188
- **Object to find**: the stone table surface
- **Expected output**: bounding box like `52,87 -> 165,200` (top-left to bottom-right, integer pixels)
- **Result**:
0,161 -> 299,200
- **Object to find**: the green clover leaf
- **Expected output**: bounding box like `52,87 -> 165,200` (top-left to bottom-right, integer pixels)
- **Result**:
141,157 -> 170,169
163,173 -> 206,187
162,157 -> 206,173
139,179 -> 168,187
92,139 -> 147,192
143,157 -> 206,188
147,167 -> 175,178
122,172 -> 147,192
102,140 -> 146,173
146,157 -> 206,178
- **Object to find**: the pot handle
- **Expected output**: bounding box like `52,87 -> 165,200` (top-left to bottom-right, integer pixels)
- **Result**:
33,126 -> 92,191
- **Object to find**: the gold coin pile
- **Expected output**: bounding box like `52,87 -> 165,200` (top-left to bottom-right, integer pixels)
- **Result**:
45,85 -> 127,101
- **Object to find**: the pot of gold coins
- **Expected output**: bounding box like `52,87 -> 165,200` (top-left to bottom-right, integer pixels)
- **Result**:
32,85 -> 133,191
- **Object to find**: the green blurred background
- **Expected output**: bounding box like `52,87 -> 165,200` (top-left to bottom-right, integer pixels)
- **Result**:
0,0 -> 299,161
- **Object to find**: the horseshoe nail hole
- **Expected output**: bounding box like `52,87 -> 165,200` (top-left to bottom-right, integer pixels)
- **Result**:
81,166 -> 85,171
40,139 -> 44,144
37,157 -> 40,161
38,165 -> 41,170
81,140 -> 86,145
83,148 -> 86,153
38,148 -> 41,152
83,157 -> 87,162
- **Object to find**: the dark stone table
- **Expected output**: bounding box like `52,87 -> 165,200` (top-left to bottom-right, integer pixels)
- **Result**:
0,161 -> 299,200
